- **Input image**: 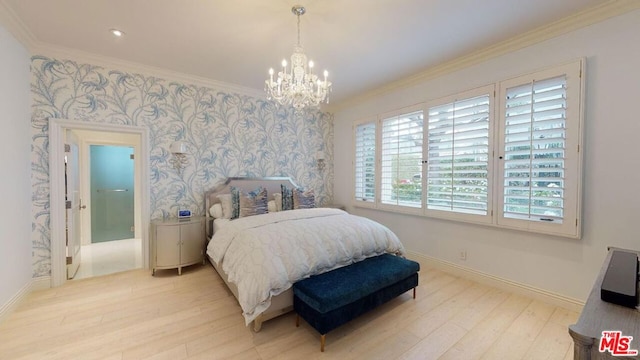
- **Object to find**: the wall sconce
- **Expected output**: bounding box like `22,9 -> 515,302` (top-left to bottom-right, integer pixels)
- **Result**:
316,151 -> 325,171
169,141 -> 189,174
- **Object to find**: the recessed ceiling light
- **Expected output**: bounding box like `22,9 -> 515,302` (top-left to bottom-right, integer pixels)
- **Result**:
110,29 -> 124,37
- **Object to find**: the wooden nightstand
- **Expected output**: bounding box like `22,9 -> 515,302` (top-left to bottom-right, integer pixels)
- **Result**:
151,216 -> 205,275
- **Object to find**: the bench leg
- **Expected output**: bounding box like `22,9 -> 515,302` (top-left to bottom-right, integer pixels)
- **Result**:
296,314 -> 300,327
413,287 -> 416,299
320,334 -> 326,352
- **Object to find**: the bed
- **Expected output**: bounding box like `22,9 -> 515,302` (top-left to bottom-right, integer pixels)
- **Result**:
204,177 -> 405,331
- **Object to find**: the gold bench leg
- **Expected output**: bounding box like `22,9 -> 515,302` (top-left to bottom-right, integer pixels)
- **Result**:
320,334 -> 326,352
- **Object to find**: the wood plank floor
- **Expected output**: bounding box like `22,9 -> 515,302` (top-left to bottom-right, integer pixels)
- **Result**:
0,264 -> 579,359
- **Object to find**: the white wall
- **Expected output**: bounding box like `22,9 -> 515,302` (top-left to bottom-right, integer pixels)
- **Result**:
0,25 -> 32,311
334,9 -> 640,302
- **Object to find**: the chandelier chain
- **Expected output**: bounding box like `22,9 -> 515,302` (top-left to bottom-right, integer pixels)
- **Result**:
297,13 -> 301,47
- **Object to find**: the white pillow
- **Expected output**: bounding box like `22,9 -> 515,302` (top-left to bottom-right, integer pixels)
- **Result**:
274,193 -> 282,212
209,203 -> 224,219
267,200 -> 277,213
217,194 -> 233,219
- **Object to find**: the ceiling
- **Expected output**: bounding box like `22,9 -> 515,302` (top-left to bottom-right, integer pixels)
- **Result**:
0,0 -> 619,108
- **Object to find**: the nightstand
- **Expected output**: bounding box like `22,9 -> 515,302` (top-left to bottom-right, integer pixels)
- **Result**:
151,216 -> 205,275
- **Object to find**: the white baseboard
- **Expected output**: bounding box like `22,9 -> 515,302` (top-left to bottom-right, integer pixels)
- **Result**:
0,281 -> 31,324
405,250 -> 585,313
0,276 -> 50,324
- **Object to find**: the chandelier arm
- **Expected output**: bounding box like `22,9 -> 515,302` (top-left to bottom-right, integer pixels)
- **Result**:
265,5 -> 331,111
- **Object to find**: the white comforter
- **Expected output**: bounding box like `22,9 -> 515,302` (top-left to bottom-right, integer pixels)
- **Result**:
206,208 -> 405,325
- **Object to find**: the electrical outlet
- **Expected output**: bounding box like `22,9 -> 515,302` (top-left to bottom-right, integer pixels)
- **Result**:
459,250 -> 467,261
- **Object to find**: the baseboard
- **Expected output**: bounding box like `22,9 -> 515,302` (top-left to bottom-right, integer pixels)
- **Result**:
405,250 -> 585,313
0,281 -> 31,324
0,276 -> 50,324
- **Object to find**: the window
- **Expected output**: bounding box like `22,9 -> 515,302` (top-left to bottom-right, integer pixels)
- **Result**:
353,60 -> 583,238
380,109 -> 423,209
426,86 -> 493,223
354,121 -> 376,203
497,61 -> 583,238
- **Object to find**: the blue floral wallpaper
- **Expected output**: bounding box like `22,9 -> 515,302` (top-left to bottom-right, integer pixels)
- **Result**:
30,56 -> 334,278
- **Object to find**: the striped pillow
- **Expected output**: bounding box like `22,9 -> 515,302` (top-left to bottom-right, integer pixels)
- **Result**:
239,187 -> 268,218
281,184 -> 294,211
293,188 -> 315,209
230,186 -> 241,219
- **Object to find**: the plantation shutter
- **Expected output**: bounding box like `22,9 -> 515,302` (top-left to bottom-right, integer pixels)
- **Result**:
380,110 -> 423,208
427,94 -> 490,215
354,122 -> 376,202
502,75 -> 567,222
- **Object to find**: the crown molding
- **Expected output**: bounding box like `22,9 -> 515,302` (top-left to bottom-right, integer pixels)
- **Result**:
32,43 -> 267,99
330,0 -> 640,113
0,1 -> 38,49
3,0 -> 639,111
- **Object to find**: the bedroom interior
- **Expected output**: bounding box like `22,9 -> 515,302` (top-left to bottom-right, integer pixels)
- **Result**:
1,0 -> 640,358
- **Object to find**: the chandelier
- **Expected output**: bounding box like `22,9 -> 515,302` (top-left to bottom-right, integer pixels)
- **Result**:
265,5 -> 332,112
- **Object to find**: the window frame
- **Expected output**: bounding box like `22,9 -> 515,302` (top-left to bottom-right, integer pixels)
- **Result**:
495,60 -> 584,238
424,84 -> 496,225
376,105 -> 425,216
351,59 -> 584,238
353,118 -> 378,208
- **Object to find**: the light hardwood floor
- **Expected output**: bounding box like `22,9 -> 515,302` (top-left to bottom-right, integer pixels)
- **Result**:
0,264 -> 579,359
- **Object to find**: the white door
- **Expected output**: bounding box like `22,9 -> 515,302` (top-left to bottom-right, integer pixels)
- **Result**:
66,130 -> 83,279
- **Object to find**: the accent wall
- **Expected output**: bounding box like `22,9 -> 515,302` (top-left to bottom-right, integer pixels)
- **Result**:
30,56 -> 333,278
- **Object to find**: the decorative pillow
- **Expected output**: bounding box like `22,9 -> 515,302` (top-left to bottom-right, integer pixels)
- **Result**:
239,187 -> 268,218
274,193 -> 283,212
281,184 -> 294,211
267,200 -> 277,213
230,186 -> 241,219
217,194 -> 233,219
209,203 -> 224,219
293,188 -> 315,209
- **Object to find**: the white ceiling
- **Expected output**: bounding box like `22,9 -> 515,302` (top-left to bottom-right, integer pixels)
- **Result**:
0,0 -> 617,107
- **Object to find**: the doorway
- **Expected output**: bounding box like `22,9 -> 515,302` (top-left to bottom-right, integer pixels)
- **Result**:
50,119 -> 150,287
71,143 -> 140,280
90,145 -> 135,243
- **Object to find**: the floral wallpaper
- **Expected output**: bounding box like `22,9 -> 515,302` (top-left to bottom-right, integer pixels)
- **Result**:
30,56 -> 334,277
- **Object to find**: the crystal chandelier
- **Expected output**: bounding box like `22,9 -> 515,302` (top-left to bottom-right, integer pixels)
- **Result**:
265,5 -> 332,112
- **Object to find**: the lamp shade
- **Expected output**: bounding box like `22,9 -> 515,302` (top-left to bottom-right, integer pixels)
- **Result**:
170,141 -> 187,154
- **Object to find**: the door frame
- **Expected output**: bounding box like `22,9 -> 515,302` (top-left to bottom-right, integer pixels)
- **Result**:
49,118 -> 151,287
78,133 -> 142,246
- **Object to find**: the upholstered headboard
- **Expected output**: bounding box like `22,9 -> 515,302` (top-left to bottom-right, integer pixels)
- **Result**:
204,177 -> 299,238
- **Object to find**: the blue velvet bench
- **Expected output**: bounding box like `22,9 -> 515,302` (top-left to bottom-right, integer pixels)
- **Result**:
293,254 -> 420,351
